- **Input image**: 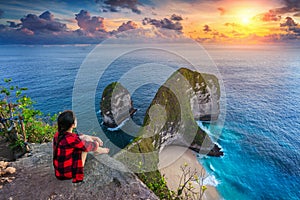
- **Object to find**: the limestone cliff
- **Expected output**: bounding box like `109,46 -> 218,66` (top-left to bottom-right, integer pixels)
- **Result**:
100,82 -> 137,128
190,73 -> 220,121
115,68 -> 223,172
0,143 -> 158,200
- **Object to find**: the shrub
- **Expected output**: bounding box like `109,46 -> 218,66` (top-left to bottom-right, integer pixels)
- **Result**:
0,78 -> 57,146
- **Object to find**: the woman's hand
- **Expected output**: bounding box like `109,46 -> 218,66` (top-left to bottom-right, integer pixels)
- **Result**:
79,134 -> 103,146
95,147 -> 110,154
91,136 -> 103,146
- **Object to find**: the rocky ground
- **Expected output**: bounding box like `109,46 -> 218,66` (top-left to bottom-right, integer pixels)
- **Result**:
0,160 -> 16,190
0,142 -> 158,200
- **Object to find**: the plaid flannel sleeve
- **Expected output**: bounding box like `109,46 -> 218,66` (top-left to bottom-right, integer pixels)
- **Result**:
72,134 -> 99,152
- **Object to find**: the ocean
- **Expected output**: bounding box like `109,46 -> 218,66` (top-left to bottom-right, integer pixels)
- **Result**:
0,43 -> 299,199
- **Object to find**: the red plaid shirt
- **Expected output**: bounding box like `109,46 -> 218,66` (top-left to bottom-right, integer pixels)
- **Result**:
53,132 -> 98,183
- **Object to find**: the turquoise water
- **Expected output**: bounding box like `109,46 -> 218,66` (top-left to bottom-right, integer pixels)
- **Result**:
201,44 -> 300,199
0,44 -> 299,199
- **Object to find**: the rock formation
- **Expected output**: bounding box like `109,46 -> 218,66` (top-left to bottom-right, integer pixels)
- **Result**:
0,143 -> 158,200
100,82 -> 137,128
115,68 -> 223,172
189,73 -> 220,121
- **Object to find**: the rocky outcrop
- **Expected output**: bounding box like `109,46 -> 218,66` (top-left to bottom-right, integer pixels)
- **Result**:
116,68 -> 223,172
0,143 -> 158,200
190,73 -> 220,121
100,82 -> 137,128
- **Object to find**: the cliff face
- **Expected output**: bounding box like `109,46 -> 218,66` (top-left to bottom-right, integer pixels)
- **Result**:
146,68 -> 221,153
100,82 -> 137,128
0,143 -> 158,200
115,68 -> 223,172
189,73 -> 220,121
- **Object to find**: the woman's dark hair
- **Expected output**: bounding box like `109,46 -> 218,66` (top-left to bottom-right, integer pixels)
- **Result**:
54,110 -> 76,152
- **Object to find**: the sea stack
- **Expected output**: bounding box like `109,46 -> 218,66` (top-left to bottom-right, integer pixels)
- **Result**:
100,82 -> 137,128
116,68 -> 223,173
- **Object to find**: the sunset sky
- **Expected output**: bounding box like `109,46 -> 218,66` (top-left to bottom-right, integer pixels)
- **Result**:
0,0 -> 299,44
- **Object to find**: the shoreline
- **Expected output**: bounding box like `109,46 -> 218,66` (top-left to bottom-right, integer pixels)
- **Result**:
158,146 -> 221,200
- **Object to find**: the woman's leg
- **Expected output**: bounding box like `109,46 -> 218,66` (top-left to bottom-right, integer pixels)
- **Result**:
79,135 -> 92,166
82,152 -> 87,166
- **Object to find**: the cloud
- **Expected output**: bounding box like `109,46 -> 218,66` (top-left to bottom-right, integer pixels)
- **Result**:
20,11 -> 67,32
270,0 -> 300,15
7,21 -> 21,28
170,14 -> 183,21
20,28 -> 34,35
254,10 -> 281,22
39,10 -> 54,21
112,27 -> 189,43
95,0 -> 142,14
0,10 -> 110,44
218,7 -> 226,16
143,17 -> 183,32
290,27 -> 300,35
280,17 -> 298,27
117,21 -> 138,32
280,17 -> 300,35
224,22 -> 239,27
265,0 -> 300,17
196,32 -> 300,44
203,24 -> 212,33
294,12 -> 300,17
255,0 -> 300,22
75,10 -> 106,33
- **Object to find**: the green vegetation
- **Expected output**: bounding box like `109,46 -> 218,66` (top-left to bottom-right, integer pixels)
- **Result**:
0,78 -> 57,150
137,163 -> 172,199
176,163 -> 207,200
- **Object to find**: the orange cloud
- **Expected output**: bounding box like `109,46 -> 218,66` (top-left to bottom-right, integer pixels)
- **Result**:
218,7 -> 226,16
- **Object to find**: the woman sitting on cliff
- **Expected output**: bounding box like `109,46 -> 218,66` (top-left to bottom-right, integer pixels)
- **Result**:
53,110 -> 109,183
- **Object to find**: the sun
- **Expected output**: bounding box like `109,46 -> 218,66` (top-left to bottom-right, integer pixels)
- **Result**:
235,9 -> 256,25
241,16 -> 250,24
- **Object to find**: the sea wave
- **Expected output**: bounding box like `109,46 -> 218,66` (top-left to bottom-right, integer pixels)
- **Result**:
196,121 -> 224,150
203,174 -> 219,186
107,118 -> 129,131
209,163 -> 215,172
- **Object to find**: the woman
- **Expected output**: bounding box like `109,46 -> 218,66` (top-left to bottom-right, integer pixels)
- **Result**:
53,110 -> 109,183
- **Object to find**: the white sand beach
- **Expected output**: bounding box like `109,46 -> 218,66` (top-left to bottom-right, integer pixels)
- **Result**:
158,146 -> 221,200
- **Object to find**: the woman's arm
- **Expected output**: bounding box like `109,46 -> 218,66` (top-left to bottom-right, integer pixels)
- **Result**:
79,134 -> 103,146
77,134 -> 109,154
73,135 -> 99,152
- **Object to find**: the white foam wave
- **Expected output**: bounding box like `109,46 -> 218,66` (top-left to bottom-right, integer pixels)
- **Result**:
107,118 -> 129,131
197,121 -> 210,133
203,174 -> 219,186
209,163 -> 215,172
196,121 -> 224,150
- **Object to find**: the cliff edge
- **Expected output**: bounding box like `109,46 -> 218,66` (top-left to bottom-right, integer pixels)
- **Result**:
0,143 -> 158,200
